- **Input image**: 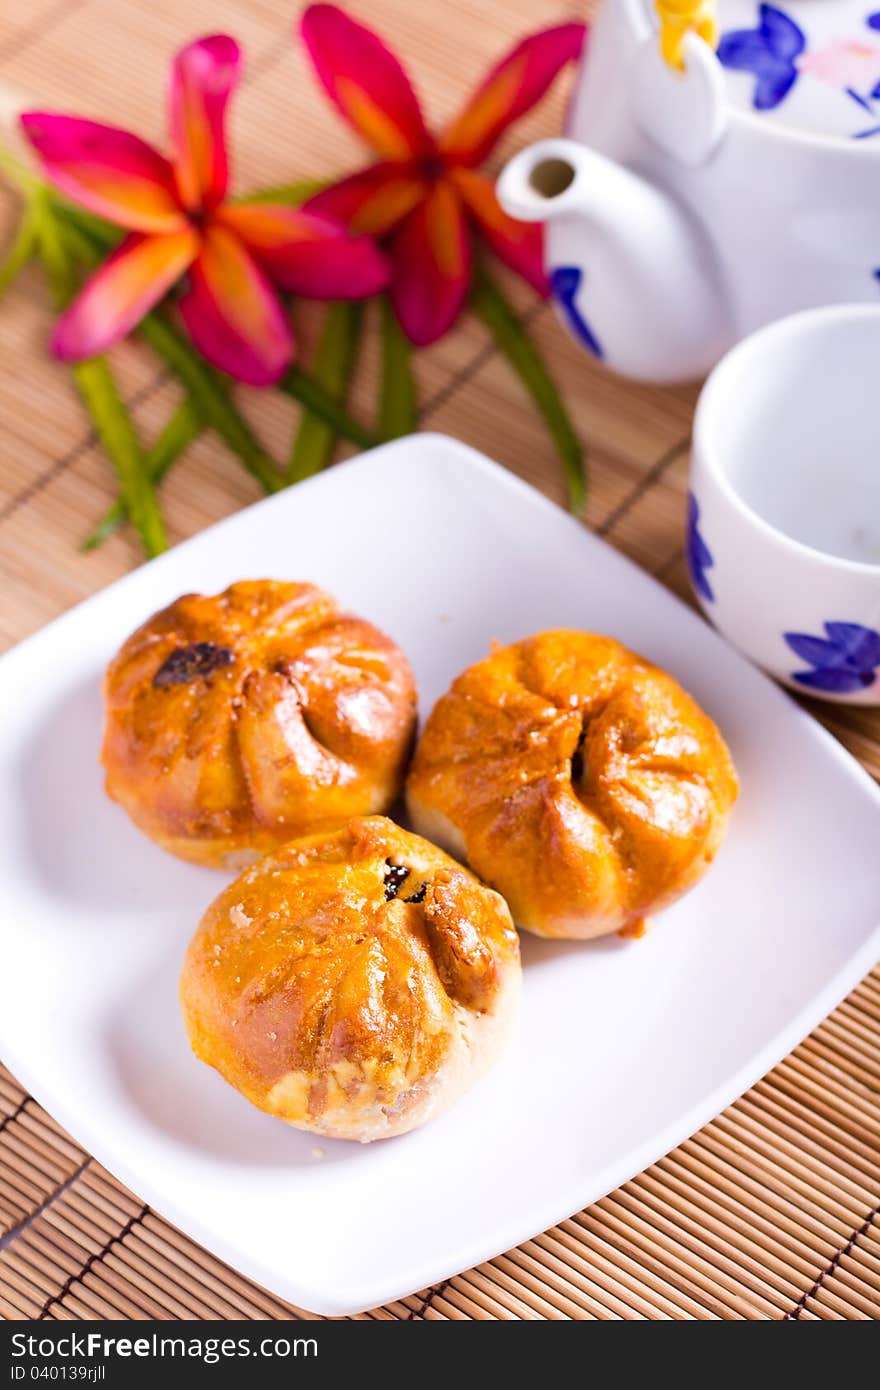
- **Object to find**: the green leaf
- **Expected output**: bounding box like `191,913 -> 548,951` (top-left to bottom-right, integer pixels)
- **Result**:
51,198 -> 121,253
287,302 -> 363,483
0,148 -> 43,197
34,198 -> 167,557
470,271 -> 587,515
143,396 -> 203,482
31,190 -> 78,299
80,505 -> 126,554
82,397 -> 202,551
233,179 -> 325,206
281,368 -> 377,451
0,205 -> 37,301
137,314 -> 284,495
378,296 -> 417,440
72,360 -> 168,555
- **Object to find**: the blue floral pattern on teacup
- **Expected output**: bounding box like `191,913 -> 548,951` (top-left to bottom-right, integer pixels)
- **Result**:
687,492 -> 715,603
718,4 -> 880,137
784,621 -> 880,693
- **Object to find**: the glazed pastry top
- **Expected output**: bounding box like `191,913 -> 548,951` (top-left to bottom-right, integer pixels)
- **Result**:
407,630 -> 738,936
102,580 -> 417,856
181,816 -> 520,1120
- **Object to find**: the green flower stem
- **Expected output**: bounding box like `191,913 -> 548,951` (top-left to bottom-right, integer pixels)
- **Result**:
70,364 -> 168,555
35,197 -> 167,556
287,302 -> 363,483
0,205 -> 37,300
281,368 -> 377,451
470,271 -> 587,516
378,296 -> 417,440
0,148 -> 43,197
136,314 -> 283,495
233,180 -> 325,206
51,199 -> 119,251
82,397 -> 203,551
8,169 -> 376,483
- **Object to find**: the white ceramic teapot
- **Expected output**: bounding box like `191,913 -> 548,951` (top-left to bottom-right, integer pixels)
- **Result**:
498,0 -> 880,382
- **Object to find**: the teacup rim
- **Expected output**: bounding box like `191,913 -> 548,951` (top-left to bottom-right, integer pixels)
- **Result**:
694,304 -> 880,578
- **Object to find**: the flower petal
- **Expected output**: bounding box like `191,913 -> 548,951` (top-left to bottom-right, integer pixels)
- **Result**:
170,34 -> 241,211
299,4 -> 431,160
20,114 -> 183,233
440,22 -> 586,166
52,229 -> 199,360
178,224 -> 293,385
388,180 -> 472,345
305,164 -> 427,236
216,203 -> 389,299
450,166 -> 547,294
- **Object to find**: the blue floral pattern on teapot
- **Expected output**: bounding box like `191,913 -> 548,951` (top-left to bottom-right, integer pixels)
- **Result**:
718,3 -> 880,138
549,267 -> 604,359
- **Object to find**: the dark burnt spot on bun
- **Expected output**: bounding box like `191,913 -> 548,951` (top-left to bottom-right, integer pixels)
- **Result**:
383,860 -> 410,900
153,642 -> 235,688
383,860 -> 429,904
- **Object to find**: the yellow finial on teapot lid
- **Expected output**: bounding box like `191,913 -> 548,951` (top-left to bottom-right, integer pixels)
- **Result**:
655,0 -> 719,69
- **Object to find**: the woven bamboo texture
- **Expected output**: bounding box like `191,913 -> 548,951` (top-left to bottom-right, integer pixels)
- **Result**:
0,0 -> 878,1322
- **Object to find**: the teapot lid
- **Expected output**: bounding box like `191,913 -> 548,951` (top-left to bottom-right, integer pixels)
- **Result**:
712,1 -> 880,140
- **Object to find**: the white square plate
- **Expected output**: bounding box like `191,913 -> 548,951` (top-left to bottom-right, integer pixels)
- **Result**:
2,435 -> 879,1317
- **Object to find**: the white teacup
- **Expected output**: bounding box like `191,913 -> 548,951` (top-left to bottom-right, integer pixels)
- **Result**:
689,304 -> 880,703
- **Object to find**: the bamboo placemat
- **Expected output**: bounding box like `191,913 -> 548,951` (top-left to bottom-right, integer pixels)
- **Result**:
0,0 -> 878,1322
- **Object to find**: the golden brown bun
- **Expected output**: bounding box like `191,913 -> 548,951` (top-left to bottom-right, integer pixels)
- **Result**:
407,631 -> 738,941
180,816 -> 521,1142
102,581 -> 416,867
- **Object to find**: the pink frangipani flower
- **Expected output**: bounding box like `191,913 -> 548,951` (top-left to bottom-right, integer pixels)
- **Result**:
300,5 -> 586,346
21,35 -> 389,385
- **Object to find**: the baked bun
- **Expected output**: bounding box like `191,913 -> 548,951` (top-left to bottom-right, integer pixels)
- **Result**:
407,631 -> 737,941
102,581 -> 416,867
180,816 -> 521,1142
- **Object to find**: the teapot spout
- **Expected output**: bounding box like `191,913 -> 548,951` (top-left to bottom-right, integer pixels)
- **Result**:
497,138 -> 609,225
497,139 -> 731,382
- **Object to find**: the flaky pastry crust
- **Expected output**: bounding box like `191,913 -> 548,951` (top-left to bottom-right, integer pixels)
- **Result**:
180,817 -> 521,1141
407,631 -> 738,940
102,581 -> 417,867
